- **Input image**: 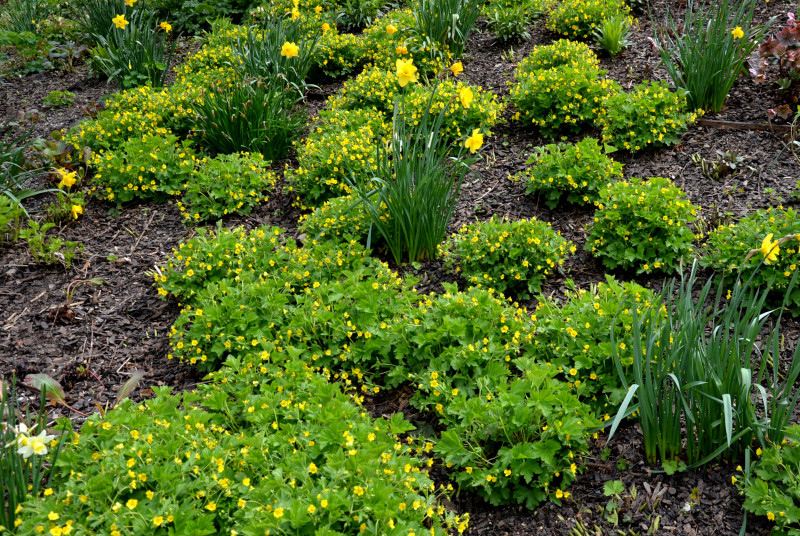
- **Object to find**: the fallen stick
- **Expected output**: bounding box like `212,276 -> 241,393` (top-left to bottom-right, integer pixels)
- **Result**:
697,118 -> 796,135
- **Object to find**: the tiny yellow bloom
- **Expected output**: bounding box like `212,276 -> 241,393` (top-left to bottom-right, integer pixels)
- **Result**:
386,24 -> 397,35
126,499 -> 138,510
71,205 -> 83,219
159,21 -> 172,33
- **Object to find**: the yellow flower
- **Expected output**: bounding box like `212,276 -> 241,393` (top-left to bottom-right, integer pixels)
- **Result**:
274,507 -> 284,518
291,8 -> 300,20
205,502 -> 216,511
459,87 -> 473,109
309,462 -> 318,474
126,499 -> 138,510
315,5 -> 323,13
395,59 -> 418,87
159,21 -> 172,33
464,129 -> 483,154
153,517 -> 164,527
307,504 -> 316,514
396,45 -> 408,54
767,512 -> 775,521
386,24 -> 397,35
281,42 -> 300,58
56,169 -> 77,189
760,233 -> 780,264
71,205 -> 83,219
731,26 -> 744,39
569,368 -> 577,376
555,489 -> 564,498
112,14 -> 129,29
124,0 -> 137,6
322,23 -> 331,33
731,475 -> 736,485
450,62 -> 463,76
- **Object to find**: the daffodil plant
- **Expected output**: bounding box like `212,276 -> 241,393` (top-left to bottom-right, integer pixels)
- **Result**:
344,59 -> 485,263
0,377 -> 67,532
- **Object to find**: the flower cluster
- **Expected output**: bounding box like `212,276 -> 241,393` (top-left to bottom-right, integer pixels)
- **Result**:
515,38 -> 599,77
546,0 -> 633,39
586,177 -> 700,274
599,80 -> 701,152
701,207 -> 800,311
440,216 -> 575,298
512,137 -> 623,209
287,108 -> 389,207
298,194 -> 388,245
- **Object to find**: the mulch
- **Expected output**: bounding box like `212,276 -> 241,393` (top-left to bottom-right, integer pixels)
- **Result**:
1,1 -> 799,533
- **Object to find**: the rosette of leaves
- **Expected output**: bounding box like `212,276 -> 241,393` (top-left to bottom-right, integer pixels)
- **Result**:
586,176 -> 700,274
599,80 -> 700,152
700,207 -> 800,311
179,152 -> 276,223
513,137 -> 623,209
440,216 -> 575,298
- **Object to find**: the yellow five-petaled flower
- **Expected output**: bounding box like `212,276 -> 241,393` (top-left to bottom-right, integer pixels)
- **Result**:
395,58 -> 418,87
386,24 -> 397,35
760,233 -> 780,264
281,42 -> 299,58
112,14 -> 129,29
731,26 -> 744,39
464,129 -> 483,154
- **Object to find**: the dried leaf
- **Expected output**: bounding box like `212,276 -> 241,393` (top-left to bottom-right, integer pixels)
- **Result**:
115,371 -> 145,406
23,374 -> 66,405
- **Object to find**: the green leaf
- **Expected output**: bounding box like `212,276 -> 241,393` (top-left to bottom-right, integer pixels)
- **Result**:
604,479 -> 624,496
23,373 -> 66,405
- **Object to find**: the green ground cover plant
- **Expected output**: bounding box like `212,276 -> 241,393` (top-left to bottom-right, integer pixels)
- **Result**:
701,206 -> 800,311
514,39 -> 599,76
510,64 -> 619,136
89,134 -> 195,203
599,80 -> 700,152
178,152 -> 276,222
586,176 -> 700,274
287,108 -> 389,207
440,216 -> 575,298
530,276 -> 660,414
512,137 -> 623,209
298,193 -> 388,244
546,0 -> 632,40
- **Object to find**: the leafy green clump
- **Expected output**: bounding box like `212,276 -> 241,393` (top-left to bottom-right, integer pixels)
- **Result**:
546,0 -> 632,40
440,216 -> 575,298
178,152 -> 275,223
530,276 -> 661,413
586,176 -> 700,274
510,65 -> 620,136
599,80 -> 701,152
701,207 -> 800,311
90,134 -> 194,203
513,137 -> 623,209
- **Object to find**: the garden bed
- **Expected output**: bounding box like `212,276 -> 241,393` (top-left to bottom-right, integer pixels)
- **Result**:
2,0 -> 800,534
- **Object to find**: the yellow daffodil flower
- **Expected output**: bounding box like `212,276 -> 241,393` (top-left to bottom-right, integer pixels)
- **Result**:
112,14 -> 129,29
459,87 -> 473,108
731,26 -> 744,39
71,205 -> 83,219
450,62 -> 463,76
760,233 -> 779,264
395,58 -> 417,87
281,42 -> 300,58
464,129 -> 483,154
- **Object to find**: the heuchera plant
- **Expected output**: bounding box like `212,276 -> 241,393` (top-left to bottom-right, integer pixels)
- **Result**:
751,13 -> 800,114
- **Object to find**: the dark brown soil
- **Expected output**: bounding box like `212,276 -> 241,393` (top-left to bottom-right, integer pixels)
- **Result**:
1,1 -> 799,534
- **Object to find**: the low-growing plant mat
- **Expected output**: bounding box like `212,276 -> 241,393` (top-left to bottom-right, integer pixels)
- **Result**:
2,0 -> 800,534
